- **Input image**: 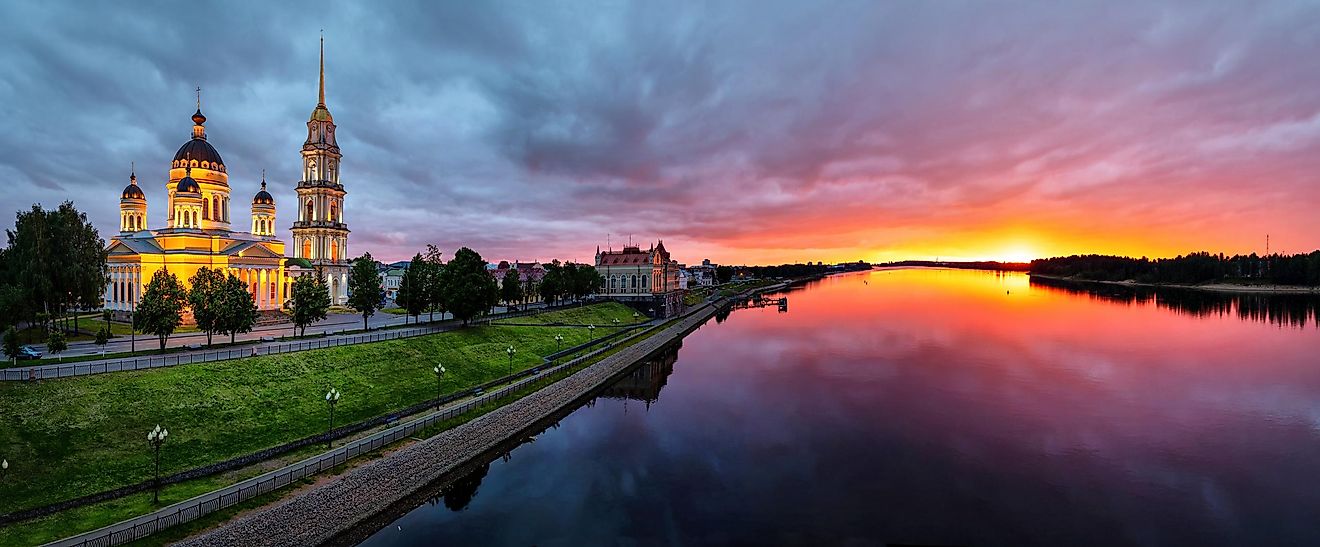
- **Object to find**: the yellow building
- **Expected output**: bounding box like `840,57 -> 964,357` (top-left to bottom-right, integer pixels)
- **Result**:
105,101 -> 289,314
105,39 -> 351,315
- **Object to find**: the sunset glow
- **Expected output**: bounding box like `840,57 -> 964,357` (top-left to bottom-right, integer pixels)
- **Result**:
2,2 -> 1317,265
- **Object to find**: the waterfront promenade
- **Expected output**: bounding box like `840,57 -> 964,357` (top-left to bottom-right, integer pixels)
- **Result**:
175,299 -> 727,546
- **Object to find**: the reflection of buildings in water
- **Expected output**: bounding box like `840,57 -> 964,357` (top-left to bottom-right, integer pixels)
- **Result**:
599,345 -> 680,409
428,462 -> 489,512
1030,276 -> 1320,328
419,348 -> 682,514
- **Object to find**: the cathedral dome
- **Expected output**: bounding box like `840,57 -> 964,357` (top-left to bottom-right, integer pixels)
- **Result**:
121,183 -> 145,200
176,169 -> 201,194
253,181 -> 274,205
174,139 -> 225,170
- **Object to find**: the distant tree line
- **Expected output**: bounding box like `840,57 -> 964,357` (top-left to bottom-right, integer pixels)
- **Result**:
738,261 -> 873,279
878,260 -> 1031,272
1030,251 -> 1320,286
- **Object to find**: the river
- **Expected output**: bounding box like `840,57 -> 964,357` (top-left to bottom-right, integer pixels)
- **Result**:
352,267 -> 1320,546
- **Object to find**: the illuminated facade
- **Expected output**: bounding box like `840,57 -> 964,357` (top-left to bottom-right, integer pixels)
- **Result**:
105,101 -> 288,314
104,39 -> 349,313
290,36 -> 350,305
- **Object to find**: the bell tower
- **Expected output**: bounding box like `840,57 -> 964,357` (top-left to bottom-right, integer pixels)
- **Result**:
290,34 -> 350,303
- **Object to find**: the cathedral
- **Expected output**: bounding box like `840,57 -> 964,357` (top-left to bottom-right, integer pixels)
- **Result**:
104,38 -> 351,315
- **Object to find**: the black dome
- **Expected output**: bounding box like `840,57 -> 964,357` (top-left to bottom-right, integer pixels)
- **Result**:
253,189 -> 274,205
121,183 -> 145,200
174,139 -> 224,169
176,175 -> 201,194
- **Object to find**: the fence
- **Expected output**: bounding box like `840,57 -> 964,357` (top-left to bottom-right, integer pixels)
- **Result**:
2,307 -> 559,382
48,318 -> 661,547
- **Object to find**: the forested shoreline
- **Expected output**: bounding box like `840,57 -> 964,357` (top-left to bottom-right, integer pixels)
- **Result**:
1030,252 -> 1320,286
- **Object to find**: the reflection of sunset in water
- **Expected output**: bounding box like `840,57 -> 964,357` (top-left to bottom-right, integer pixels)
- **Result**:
364,268 -> 1320,547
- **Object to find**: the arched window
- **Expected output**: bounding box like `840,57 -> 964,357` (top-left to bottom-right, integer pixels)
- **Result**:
642,275 -> 648,289
213,197 -> 220,220
305,200 -> 314,222
330,239 -> 339,261
302,239 -> 312,258
329,202 -> 337,223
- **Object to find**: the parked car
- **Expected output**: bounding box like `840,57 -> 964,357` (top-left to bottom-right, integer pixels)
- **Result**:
17,345 -> 42,360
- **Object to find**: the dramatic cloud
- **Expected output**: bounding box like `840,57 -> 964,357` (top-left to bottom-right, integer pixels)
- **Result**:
2,1 -> 1318,264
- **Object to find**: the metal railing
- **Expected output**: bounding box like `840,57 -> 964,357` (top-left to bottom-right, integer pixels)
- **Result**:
3,308 -> 554,382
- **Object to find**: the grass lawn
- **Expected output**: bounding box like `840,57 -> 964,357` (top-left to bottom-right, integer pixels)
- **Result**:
495,304 -> 647,326
0,303 -> 638,521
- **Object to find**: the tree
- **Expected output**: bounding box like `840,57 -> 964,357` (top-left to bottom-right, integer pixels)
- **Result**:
290,273 -> 331,337
571,264 -> 604,300
217,274 -> 259,344
137,270 -> 188,350
716,265 -> 735,284
501,268 -> 523,307
397,254 -> 428,323
94,326 -> 109,354
347,253 -> 385,331
188,267 -> 227,346
47,330 -> 67,362
3,326 -> 19,365
539,261 -> 565,305
424,245 -> 447,322
4,202 -> 107,332
439,247 -> 499,325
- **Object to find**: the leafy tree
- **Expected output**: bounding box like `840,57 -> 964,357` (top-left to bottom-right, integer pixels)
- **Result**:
423,245 -> 446,322
137,269 -> 188,350
501,267 -> 523,307
47,330 -> 67,362
218,274 -> 259,344
347,253 -> 385,330
539,261 -> 565,305
439,247 -> 499,325
522,275 -> 538,306
94,326 -> 110,354
571,264 -> 604,299
4,202 -> 108,331
3,326 -> 19,364
290,273 -> 331,337
716,265 -> 735,284
188,267 -> 227,346
397,254 -> 428,323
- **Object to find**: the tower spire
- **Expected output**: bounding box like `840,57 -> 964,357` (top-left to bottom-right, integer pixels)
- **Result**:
261,169 -> 267,189
318,31 -> 326,106
130,161 -> 136,184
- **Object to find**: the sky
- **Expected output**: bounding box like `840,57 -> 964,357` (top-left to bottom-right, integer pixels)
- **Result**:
2,1 -> 1319,265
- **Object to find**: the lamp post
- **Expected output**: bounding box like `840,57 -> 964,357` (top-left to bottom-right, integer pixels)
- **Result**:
612,318 -> 621,327
325,388 -> 341,448
432,365 -> 445,410
506,345 -> 516,376
633,311 -> 640,321
147,424 -> 168,503
554,334 -> 564,353
587,324 -> 595,342
2,458 -> 8,483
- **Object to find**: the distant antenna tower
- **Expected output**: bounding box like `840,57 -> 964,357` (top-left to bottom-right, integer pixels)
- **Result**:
1266,234 -> 1270,256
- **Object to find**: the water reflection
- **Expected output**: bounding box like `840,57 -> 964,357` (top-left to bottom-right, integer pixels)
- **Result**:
356,268 -> 1320,546
1030,275 -> 1320,328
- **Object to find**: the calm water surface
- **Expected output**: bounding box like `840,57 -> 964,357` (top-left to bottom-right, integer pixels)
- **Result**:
356,268 -> 1320,546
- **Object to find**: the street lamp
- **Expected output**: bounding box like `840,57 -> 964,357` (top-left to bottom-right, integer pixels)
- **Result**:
633,311 -> 640,320
587,324 -> 595,342
554,334 -> 564,353
147,424 -> 169,503
432,365 -> 446,410
325,388 -> 341,448
612,318 -> 621,327
506,345 -> 517,376
2,458 -> 8,483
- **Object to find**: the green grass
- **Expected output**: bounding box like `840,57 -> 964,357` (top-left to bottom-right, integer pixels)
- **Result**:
0,303 -> 639,521
494,305 -> 646,326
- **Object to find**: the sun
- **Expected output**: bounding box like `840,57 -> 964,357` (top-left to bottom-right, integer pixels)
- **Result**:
997,245 -> 1040,263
